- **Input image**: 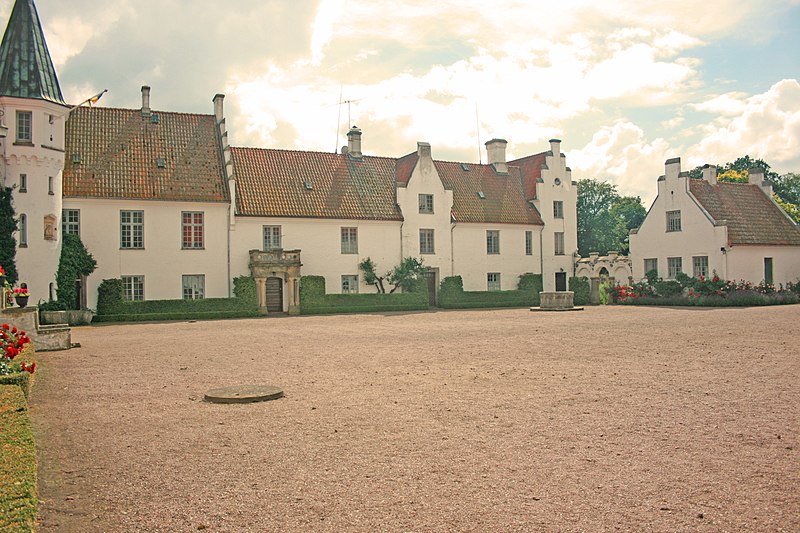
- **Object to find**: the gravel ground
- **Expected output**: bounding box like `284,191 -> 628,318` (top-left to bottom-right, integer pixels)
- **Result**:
29,305 -> 800,532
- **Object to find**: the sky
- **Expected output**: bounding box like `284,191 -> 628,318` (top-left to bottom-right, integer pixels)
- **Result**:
2,0 -> 799,203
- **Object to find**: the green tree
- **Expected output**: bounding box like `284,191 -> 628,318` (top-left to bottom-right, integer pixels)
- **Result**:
0,187 -> 18,284
577,179 -> 644,256
359,257 -> 426,293
55,234 -> 97,309
610,195 -> 647,235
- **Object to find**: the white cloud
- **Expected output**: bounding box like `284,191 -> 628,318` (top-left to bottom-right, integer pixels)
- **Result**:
690,92 -> 749,116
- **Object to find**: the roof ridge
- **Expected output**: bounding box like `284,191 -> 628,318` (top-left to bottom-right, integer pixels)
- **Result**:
70,105 -> 214,119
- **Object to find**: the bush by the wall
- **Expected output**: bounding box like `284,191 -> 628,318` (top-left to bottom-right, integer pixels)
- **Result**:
438,273 -> 541,309
96,278 -> 125,315
569,276 -> 591,305
618,291 -> 798,307
233,276 -> 258,306
299,275 -> 428,314
55,234 -> 97,310
518,273 -> 543,293
0,385 -> 37,532
654,279 -> 682,296
94,296 -> 260,322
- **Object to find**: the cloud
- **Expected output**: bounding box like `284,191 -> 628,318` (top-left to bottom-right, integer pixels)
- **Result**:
690,92 -> 749,116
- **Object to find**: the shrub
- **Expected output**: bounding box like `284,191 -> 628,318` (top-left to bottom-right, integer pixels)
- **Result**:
97,278 -> 125,315
55,234 -> 97,309
569,276 -> 591,305
437,273 -> 540,309
0,385 -> 37,531
654,280 -> 682,296
233,276 -> 257,306
517,273 -> 543,293
299,275 -> 428,315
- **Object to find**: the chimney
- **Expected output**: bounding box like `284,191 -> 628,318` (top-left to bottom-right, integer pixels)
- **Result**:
549,138 -> 561,157
347,126 -> 362,158
213,93 -> 225,123
417,141 -> 431,159
665,157 -> 681,180
748,167 -> 772,196
702,164 -> 717,185
141,85 -> 151,116
485,138 -> 508,173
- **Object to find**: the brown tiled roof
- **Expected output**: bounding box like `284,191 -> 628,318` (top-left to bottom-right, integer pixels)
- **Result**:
395,151 -> 418,187
689,179 -> 800,246
232,148 -> 403,221
64,107 -> 228,202
435,161 -> 543,225
509,152 -> 547,201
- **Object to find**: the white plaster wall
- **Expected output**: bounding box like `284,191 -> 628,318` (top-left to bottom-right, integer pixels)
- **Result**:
726,246 -> 800,285
452,223 -> 542,291
531,141 -> 578,291
230,217 -> 402,295
1,97 -> 67,303
63,198 -> 230,309
630,166 -> 728,280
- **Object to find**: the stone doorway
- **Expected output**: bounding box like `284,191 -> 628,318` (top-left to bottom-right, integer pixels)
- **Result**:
265,277 -> 283,313
248,249 -> 302,315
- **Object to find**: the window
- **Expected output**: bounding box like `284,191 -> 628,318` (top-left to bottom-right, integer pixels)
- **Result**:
182,212 -> 204,249
263,225 -> 281,251
553,200 -> 564,219
16,111 -> 32,143
525,231 -> 533,255
341,275 -> 358,294
487,273 -> 501,291
182,275 -> 205,300
666,210 -> 682,232
419,229 -> 435,254
693,256 -> 709,278
18,214 -> 27,246
644,258 -> 658,276
120,211 -> 144,248
418,194 -> 434,214
122,275 -> 144,301
554,232 -> 565,255
764,258 -> 773,286
486,230 -> 500,254
62,209 -> 80,236
48,176 -> 54,195
341,227 -> 358,254
18,174 -> 26,192
667,257 -> 682,279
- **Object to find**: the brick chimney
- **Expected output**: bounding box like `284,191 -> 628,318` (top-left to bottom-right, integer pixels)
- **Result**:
141,85 -> 151,116
549,138 -> 561,157
485,138 -> 508,173
347,126 -> 362,158
702,164 -> 717,185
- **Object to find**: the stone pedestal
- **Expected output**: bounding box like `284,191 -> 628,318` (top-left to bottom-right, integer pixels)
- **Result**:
531,291 -> 583,312
0,307 -> 71,351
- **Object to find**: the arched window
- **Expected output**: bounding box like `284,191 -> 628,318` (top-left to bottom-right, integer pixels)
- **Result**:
19,214 -> 27,246
599,267 -> 610,278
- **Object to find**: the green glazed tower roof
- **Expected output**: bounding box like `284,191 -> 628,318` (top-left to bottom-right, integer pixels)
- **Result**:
0,0 -> 65,105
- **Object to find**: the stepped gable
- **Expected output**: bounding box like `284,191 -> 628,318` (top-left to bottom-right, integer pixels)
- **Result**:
63,106 -> 228,202
0,0 -> 65,105
689,179 -> 800,246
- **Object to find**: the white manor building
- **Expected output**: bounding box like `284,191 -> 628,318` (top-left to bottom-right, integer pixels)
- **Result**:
1,0 -> 579,313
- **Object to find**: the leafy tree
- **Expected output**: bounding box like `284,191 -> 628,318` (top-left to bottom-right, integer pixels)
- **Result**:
359,257 -> 426,293
0,187 -> 18,284
54,234 -> 97,309
577,179 -> 645,256
610,195 -> 647,235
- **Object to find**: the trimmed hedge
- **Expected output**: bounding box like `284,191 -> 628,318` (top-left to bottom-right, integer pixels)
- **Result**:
439,273 -> 543,309
569,276 -> 591,306
0,385 -> 37,532
618,291 -> 799,307
0,344 -> 36,398
299,275 -> 428,315
94,276 -> 260,323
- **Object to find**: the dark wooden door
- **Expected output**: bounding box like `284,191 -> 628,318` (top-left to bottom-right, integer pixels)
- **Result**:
266,277 -> 283,312
424,270 -> 437,307
555,272 -> 567,292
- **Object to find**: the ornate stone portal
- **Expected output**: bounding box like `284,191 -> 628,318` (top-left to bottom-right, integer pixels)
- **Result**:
248,249 -> 302,315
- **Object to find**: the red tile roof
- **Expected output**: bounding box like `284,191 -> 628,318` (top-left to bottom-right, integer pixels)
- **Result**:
689,179 -> 800,246
232,147 -> 543,225
232,148 -> 403,221
64,107 -> 228,202
509,152 -> 548,201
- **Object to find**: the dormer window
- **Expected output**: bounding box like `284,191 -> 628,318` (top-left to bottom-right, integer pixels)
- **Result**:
477,191 -> 486,199
151,114 -> 160,124
16,111 -> 32,143
72,153 -> 81,164
156,158 -> 166,168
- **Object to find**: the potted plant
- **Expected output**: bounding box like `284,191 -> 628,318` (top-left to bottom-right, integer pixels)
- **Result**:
13,284 -> 29,308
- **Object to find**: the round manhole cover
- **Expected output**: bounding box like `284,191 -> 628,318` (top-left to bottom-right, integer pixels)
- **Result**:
204,384 -> 284,404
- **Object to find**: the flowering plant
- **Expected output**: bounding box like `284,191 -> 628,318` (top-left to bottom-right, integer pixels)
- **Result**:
0,323 -> 34,375
0,264 -> 5,276
13,287 -> 29,297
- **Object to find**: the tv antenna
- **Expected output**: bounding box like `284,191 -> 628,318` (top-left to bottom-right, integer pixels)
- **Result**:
332,88 -> 365,152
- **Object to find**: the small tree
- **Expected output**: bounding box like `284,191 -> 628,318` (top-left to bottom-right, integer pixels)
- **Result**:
55,234 -> 97,309
359,257 -> 387,293
0,187 -> 18,284
359,257 -> 426,293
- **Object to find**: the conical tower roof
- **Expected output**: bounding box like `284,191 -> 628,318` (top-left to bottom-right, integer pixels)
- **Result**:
0,0 -> 65,105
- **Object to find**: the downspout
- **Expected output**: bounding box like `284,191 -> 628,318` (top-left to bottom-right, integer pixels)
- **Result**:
539,229 -> 544,281
450,219 -> 456,277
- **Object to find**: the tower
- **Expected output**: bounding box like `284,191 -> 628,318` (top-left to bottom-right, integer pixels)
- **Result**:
0,0 -> 68,303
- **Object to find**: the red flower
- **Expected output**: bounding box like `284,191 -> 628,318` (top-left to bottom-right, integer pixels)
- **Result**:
2,324 -> 8,330
11,327 -> 16,333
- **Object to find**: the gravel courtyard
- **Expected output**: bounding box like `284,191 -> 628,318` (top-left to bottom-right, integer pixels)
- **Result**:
30,305 -> 799,532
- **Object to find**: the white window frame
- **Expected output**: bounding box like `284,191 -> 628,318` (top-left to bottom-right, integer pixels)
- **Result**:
18,214 -> 27,246
181,211 -> 204,249
419,228 -> 435,254
62,209 -> 80,236
554,232 -> 565,255
525,231 -> 533,255
644,258 -> 658,276
487,272 -> 501,291
486,230 -> 500,255
668,257 -> 682,279
120,210 -> 144,249
19,173 -> 26,192
666,210 -> 682,232
122,275 -> 144,301
553,200 -> 564,219
341,227 -> 358,254
692,256 -> 709,278
263,225 -> 281,251
418,194 -> 434,214
182,274 -> 205,300
341,275 -> 358,294
16,111 -> 32,143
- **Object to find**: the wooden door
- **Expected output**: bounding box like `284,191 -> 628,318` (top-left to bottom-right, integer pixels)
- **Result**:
266,277 -> 283,312
423,270 -> 437,307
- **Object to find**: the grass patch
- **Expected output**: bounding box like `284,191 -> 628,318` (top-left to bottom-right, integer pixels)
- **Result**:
0,385 -> 37,532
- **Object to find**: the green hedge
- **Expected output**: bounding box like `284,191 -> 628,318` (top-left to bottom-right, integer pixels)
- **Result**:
94,276 -> 259,323
0,385 -> 37,532
569,276 -> 591,305
438,273 -> 542,309
299,275 -> 428,315
0,372 -> 30,399
618,291 -> 799,307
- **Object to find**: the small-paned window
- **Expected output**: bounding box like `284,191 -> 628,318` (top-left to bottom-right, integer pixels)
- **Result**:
486,230 -> 500,254
263,225 -> 281,251
668,257 -> 682,279
62,210 -> 80,236
182,275 -> 205,300
342,275 -> 359,294
554,232 -> 565,255
525,231 -> 533,255
487,273 -> 501,291
19,174 -> 27,192
122,275 -> 144,301
644,258 -> 658,277
341,227 -> 358,254
419,194 -> 434,214
666,210 -> 682,232
419,229 -> 435,254
120,211 -> 144,249
182,212 -> 204,249
692,256 -> 708,278
553,201 -> 564,219
16,111 -> 32,143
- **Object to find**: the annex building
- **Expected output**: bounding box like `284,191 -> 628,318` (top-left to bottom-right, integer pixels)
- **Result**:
1,0 -> 579,312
